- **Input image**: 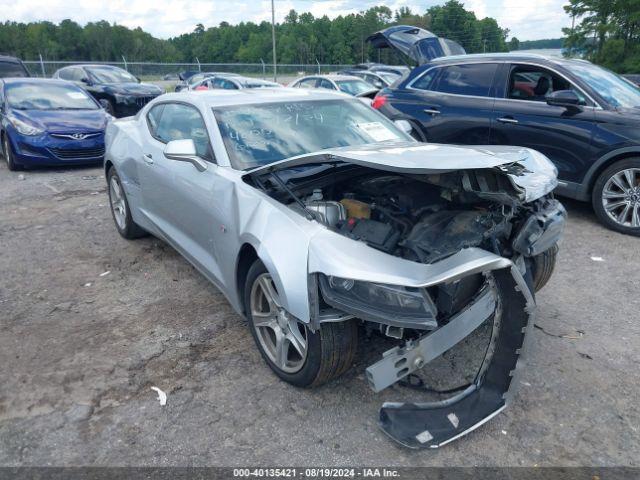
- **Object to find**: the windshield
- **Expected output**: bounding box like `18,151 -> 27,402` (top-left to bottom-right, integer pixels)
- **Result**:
88,66 -> 138,84
6,83 -> 99,110
213,99 -> 410,170
0,61 -> 29,78
335,79 -> 375,96
377,72 -> 400,84
571,62 -> 640,108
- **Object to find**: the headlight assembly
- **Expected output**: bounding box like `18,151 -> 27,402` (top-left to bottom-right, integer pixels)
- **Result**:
7,115 -> 43,136
319,274 -> 437,329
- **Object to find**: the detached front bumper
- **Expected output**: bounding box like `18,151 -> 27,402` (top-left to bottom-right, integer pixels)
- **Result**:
372,266 -> 534,448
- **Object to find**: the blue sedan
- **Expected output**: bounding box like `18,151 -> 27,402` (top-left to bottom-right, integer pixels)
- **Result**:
0,78 -> 111,170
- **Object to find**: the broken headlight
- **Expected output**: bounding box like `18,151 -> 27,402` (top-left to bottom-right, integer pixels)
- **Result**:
319,274 -> 437,329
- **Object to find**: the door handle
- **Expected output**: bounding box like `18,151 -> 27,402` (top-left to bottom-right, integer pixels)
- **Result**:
423,108 -> 441,115
143,153 -> 154,165
497,116 -> 518,124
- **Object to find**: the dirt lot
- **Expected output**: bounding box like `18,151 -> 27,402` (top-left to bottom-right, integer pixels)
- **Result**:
0,163 -> 639,467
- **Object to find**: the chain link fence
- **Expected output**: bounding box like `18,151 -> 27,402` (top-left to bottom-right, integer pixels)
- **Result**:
22,60 -> 354,84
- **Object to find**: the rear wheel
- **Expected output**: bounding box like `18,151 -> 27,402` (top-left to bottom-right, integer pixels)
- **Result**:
107,168 -> 147,239
3,134 -> 22,171
592,158 -> 640,236
244,260 -> 358,388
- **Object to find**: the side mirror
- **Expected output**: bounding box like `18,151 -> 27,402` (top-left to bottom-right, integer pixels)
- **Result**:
80,77 -> 91,85
163,139 -> 208,172
394,119 -> 413,135
373,80 -> 384,89
546,90 -> 582,109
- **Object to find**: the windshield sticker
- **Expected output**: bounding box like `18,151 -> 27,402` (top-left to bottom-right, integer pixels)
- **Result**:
66,92 -> 86,100
355,122 -> 400,142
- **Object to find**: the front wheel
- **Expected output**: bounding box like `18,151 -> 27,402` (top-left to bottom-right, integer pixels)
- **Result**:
592,158 -> 640,236
244,260 -> 358,388
3,134 -> 22,171
531,244 -> 558,292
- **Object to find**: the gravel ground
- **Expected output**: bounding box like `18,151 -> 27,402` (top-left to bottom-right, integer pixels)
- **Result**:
0,163 -> 639,467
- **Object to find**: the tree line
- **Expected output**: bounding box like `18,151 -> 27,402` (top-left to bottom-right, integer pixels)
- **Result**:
564,0 -> 640,73
0,1 -> 509,65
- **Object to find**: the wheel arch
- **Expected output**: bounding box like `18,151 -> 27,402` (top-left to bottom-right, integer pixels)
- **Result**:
235,242 -> 259,317
582,147 -> 640,197
104,159 -> 114,178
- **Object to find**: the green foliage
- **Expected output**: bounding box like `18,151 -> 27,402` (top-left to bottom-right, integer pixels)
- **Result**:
564,0 -> 640,72
515,38 -> 564,50
0,1 -> 510,65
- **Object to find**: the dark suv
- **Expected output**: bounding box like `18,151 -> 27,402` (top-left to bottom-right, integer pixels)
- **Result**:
374,53 -> 640,236
53,64 -> 163,117
0,55 -> 30,78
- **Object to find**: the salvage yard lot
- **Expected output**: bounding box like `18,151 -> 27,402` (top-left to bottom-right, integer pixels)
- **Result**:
0,163 -> 639,466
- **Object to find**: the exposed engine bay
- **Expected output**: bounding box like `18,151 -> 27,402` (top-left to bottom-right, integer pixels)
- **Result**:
256,162 -> 564,287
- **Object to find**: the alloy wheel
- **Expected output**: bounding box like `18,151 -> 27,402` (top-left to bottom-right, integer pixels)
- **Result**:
601,167 -> 640,228
109,175 -> 127,230
250,273 -> 308,373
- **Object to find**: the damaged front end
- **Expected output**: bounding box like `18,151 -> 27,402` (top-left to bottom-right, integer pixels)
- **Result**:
246,143 -> 565,448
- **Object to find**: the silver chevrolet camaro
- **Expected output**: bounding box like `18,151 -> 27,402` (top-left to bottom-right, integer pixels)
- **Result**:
104,88 -> 566,448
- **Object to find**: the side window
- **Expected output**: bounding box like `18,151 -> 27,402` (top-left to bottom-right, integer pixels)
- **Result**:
507,65 -> 587,104
212,78 -> 237,89
70,68 -> 86,82
434,63 -> 498,97
411,68 -> 440,91
297,78 -> 318,89
57,68 -> 71,80
152,103 -> 214,161
318,79 -> 335,90
146,104 -> 165,136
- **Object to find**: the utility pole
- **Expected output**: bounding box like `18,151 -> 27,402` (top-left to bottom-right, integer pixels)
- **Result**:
482,39 -> 487,53
271,0 -> 277,82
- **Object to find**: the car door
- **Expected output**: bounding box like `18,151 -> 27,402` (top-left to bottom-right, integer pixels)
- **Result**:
399,62 -> 499,144
490,63 -> 598,184
138,101 -> 224,280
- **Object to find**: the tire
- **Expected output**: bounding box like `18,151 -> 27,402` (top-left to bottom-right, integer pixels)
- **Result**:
408,121 -> 427,142
107,167 -> 147,239
99,99 -> 115,116
531,243 -> 558,292
3,133 -> 22,171
592,158 -> 640,236
244,260 -> 358,388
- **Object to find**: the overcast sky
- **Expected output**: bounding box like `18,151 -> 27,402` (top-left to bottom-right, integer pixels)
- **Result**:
0,0 -> 570,41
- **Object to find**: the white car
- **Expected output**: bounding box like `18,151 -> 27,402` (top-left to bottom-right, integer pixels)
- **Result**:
189,75 -> 281,91
104,88 -> 565,448
289,74 -> 379,100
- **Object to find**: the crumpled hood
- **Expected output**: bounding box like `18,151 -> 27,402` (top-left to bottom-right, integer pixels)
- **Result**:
10,108 -> 108,133
366,25 -> 466,65
104,82 -> 162,95
246,141 -> 558,203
